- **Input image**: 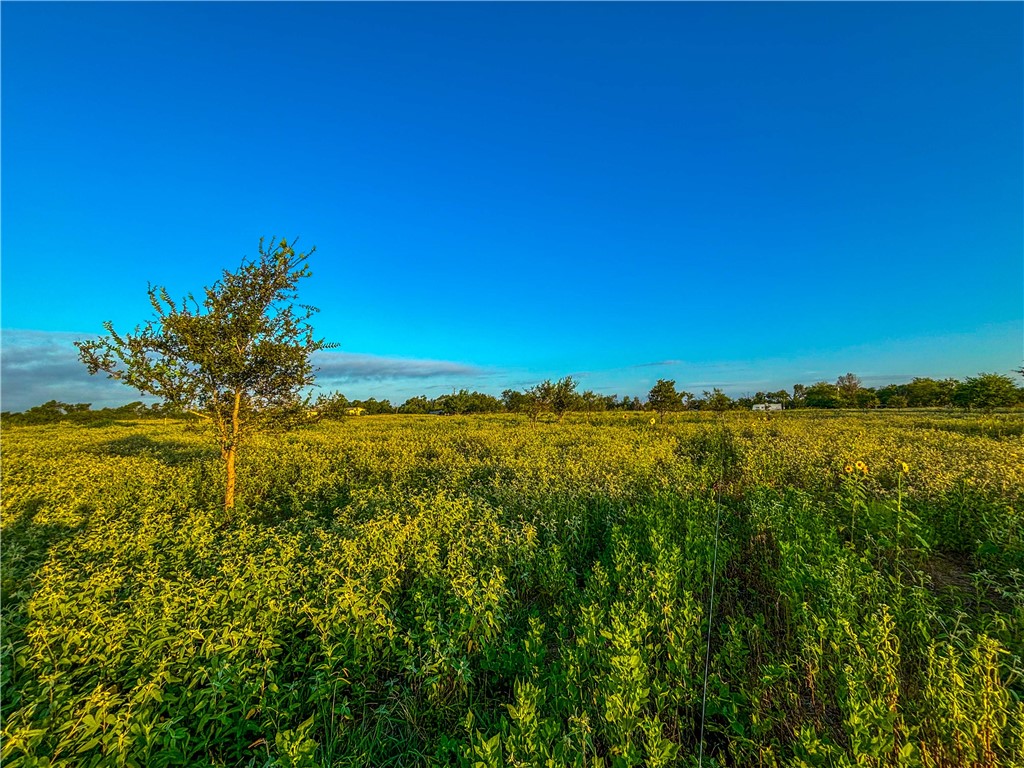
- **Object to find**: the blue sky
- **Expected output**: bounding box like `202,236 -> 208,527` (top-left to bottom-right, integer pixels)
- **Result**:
2,2 -> 1021,411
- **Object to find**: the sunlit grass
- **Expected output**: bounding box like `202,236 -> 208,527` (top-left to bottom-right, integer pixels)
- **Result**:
2,411 -> 1022,766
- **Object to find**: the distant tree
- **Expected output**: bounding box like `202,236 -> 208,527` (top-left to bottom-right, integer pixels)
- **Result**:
703,388 -> 733,412
502,389 -> 532,414
875,384 -> 906,408
579,390 -> 603,418
76,237 -> 332,509
523,381 -> 554,422
618,395 -> 643,411
550,376 -> 579,421
906,377 -> 952,408
111,402 -> 148,419
939,378 -> 959,403
435,390 -> 468,415
854,389 -> 880,409
14,400 -> 83,424
399,395 -> 431,414
887,394 -> 909,410
3,399 -> 192,425
791,384 -> 807,408
836,372 -> 862,407
804,382 -> 842,409
647,379 -> 683,421
519,377 -> 579,421
464,391 -> 502,413
952,373 -> 1022,412
148,401 -> 184,421
436,389 -> 502,414
314,391 -> 350,420
353,397 -> 395,415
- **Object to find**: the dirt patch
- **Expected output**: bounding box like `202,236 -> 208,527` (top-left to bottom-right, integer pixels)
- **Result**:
920,551 -> 975,593
918,551 -> 1013,614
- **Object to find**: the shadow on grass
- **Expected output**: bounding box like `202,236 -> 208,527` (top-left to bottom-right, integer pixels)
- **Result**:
1,498 -> 97,720
2,498 -> 91,602
94,435 -> 218,465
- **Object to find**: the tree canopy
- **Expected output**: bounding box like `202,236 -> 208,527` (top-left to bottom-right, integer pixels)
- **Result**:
76,237 -> 331,508
951,373 -> 1021,412
647,379 -> 684,420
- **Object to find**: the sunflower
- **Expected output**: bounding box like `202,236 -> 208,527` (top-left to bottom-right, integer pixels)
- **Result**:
844,464 -> 854,474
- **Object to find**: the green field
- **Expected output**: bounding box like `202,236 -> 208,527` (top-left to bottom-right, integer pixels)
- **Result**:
2,411 -> 1022,767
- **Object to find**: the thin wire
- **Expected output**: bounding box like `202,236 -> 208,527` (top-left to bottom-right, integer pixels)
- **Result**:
697,413 -> 726,768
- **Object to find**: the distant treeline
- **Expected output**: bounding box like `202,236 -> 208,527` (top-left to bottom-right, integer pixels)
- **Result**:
314,370 -> 1024,419
4,371 -> 1022,425
1,401 -> 188,426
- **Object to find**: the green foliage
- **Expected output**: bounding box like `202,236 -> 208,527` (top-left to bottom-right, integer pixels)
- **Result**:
75,237 -> 332,508
312,391 -> 351,419
953,373 -> 1023,412
904,377 -> 957,408
804,382 -> 842,409
2,411 -> 1022,766
76,237 -> 328,426
501,389 -> 532,415
517,377 -> 580,422
702,387 -> 734,412
647,379 -> 684,420
1,401 -> 184,426
835,372 -> 863,408
434,390 -> 504,415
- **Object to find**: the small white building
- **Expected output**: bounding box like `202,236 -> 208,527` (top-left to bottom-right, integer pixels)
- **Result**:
752,403 -> 784,412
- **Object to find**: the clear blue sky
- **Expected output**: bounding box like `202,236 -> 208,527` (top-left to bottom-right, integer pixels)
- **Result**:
3,2 -> 1022,410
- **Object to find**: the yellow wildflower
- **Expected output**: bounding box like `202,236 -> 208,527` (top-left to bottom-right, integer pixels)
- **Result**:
844,464 -> 854,474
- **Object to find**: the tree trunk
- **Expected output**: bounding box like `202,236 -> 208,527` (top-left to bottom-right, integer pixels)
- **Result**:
224,389 -> 242,510
225,445 -> 237,510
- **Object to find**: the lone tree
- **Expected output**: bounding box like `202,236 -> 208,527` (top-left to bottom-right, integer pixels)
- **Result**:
76,237 -> 332,509
647,379 -> 684,421
550,376 -> 579,421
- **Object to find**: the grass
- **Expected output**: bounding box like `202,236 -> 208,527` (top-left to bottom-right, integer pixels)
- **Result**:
2,410 -> 1022,766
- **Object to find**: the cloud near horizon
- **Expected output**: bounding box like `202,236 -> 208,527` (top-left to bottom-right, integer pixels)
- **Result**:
312,350 -> 486,384
0,329 -> 493,412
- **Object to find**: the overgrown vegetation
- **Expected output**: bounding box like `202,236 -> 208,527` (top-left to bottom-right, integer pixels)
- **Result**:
2,411 -> 1022,766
